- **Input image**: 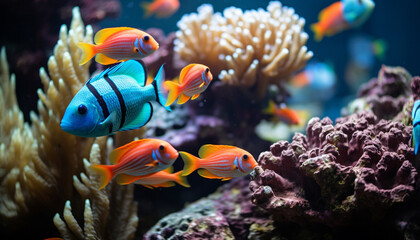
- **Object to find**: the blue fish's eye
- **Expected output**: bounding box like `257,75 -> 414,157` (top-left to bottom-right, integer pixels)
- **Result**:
243,154 -> 249,160
159,145 -> 165,151
143,35 -> 150,42
78,104 -> 87,114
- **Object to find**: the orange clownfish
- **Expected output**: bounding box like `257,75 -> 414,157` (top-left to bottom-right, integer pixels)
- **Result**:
179,145 -> 258,181
311,0 -> 375,41
263,100 -> 300,125
133,166 -> 190,189
90,139 -> 179,189
164,64 -> 213,106
77,27 -> 159,65
141,0 -> 180,19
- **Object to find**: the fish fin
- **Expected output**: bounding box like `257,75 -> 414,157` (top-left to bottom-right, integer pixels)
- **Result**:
174,171 -> 190,187
262,100 -> 276,115
163,166 -> 174,173
152,64 -> 171,111
110,139 -> 150,164
191,93 -> 200,100
310,23 -> 324,42
144,160 -> 159,167
177,93 -> 190,104
95,53 -> 120,65
99,111 -> 117,131
163,80 -> 180,106
140,2 -> 153,18
94,27 -> 135,44
152,182 -> 176,188
116,174 -> 143,185
197,169 -> 222,179
77,42 -> 96,65
87,60 -> 144,84
120,102 -> 153,131
142,184 -> 154,189
179,64 -> 195,84
221,177 -> 232,181
179,151 -> 201,176
198,144 -> 237,158
90,165 -> 114,189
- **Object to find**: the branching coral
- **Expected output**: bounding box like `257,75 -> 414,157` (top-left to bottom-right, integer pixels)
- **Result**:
249,110 -> 417,226
0,7 -> 140,239
174,1 -> 313,98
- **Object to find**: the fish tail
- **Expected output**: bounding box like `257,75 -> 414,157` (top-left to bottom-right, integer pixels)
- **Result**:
173,171 -> 191,188
90,165 -> 114,189
262,100 -> 276,115
152,64 -> 171,111
77,42 -> 96,65
163,80 -> 180,106
310,23 -> 324,42
141,2 -> 152,18
179,151 -> 201,176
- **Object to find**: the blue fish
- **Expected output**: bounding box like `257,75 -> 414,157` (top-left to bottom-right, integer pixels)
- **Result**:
60,60 -> 170,137
412,100 -> 420,155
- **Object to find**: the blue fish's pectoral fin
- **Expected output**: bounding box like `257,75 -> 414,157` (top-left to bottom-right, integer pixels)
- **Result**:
99,111 -> 117,133
197,169 -> 222,180
119,102 -> 153,131
177,93 -> 190,104
152,64 -> 171,111
191,93 -> 200,100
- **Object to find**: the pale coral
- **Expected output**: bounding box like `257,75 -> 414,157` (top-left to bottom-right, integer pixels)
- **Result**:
174,1 -> 313,98
0,7 -> 140,239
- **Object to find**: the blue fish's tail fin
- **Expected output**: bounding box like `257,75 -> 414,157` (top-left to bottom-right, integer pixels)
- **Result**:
152,64 -> 171,111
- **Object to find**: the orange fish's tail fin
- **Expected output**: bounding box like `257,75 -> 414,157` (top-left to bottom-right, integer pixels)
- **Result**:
173,171 -> 191,187
90,165 -> 114,189
179,151 -> 201,176
141,2 -> 153,18
262,100 -> 276,115
77,42 -> 96,65
164,80 -> 180,107
310,23 -> 324,42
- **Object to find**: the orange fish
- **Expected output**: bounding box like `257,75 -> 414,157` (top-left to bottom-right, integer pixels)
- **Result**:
90,139 -> 179,189
141,0 -> 180,18
164,64 -> 213,106
311,0 -> 375,41
133,166 -> 190,189
77,27 -> 159,65
263,100 -> 300,125
179,145 -> 258,181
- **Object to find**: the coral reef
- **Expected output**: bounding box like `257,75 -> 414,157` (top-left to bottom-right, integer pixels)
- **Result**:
0,7 -> 139,239
174,1 -> 313,98
343,65 -> 412,122
250,110 -> 417,226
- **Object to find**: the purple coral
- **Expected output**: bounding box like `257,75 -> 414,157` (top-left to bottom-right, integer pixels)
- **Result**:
250,110 -> 417,226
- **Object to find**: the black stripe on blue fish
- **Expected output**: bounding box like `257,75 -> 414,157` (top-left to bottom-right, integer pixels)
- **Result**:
86,81 -> 110,119
145,102 -> 153,126
414,121 -> 420,128
152,80 -> 160,105
104,74 -> 126,129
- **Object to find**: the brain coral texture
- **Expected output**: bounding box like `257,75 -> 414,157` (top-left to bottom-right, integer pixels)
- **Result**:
174,1 -> 313,98
250,110 -> 417,226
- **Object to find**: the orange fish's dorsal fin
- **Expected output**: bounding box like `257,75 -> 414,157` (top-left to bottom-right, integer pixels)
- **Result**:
110,139 -> 149,164
191,93 -> 200,100
163,166 -> 174,173
94,27 -> 135,44
318,1 -> 343,22
197,169 -> 222,179
198,144 -> 237,158
177,93 -> 190,104
95,53 -> 120,65
179,64 -> 195,84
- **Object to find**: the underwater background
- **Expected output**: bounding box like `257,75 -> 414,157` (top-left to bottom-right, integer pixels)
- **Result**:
1,0 -> 420,239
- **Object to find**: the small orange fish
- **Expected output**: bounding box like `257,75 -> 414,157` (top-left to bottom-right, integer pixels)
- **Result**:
164,64 -> 213,106
180,145 -> 258,181
263,100 -> 300,125
90,139 -> 179,189
311,0 -> 375,41
141,0 -> 180,18
77,27 -> 159,65
133,166 -> 190,189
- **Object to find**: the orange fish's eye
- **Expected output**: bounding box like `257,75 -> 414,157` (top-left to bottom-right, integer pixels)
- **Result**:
205,68 -> 210,73
135,48 -> 139,52
243,154 -> 249,160
143,35 -> 150,42
159,145 -> 165,151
